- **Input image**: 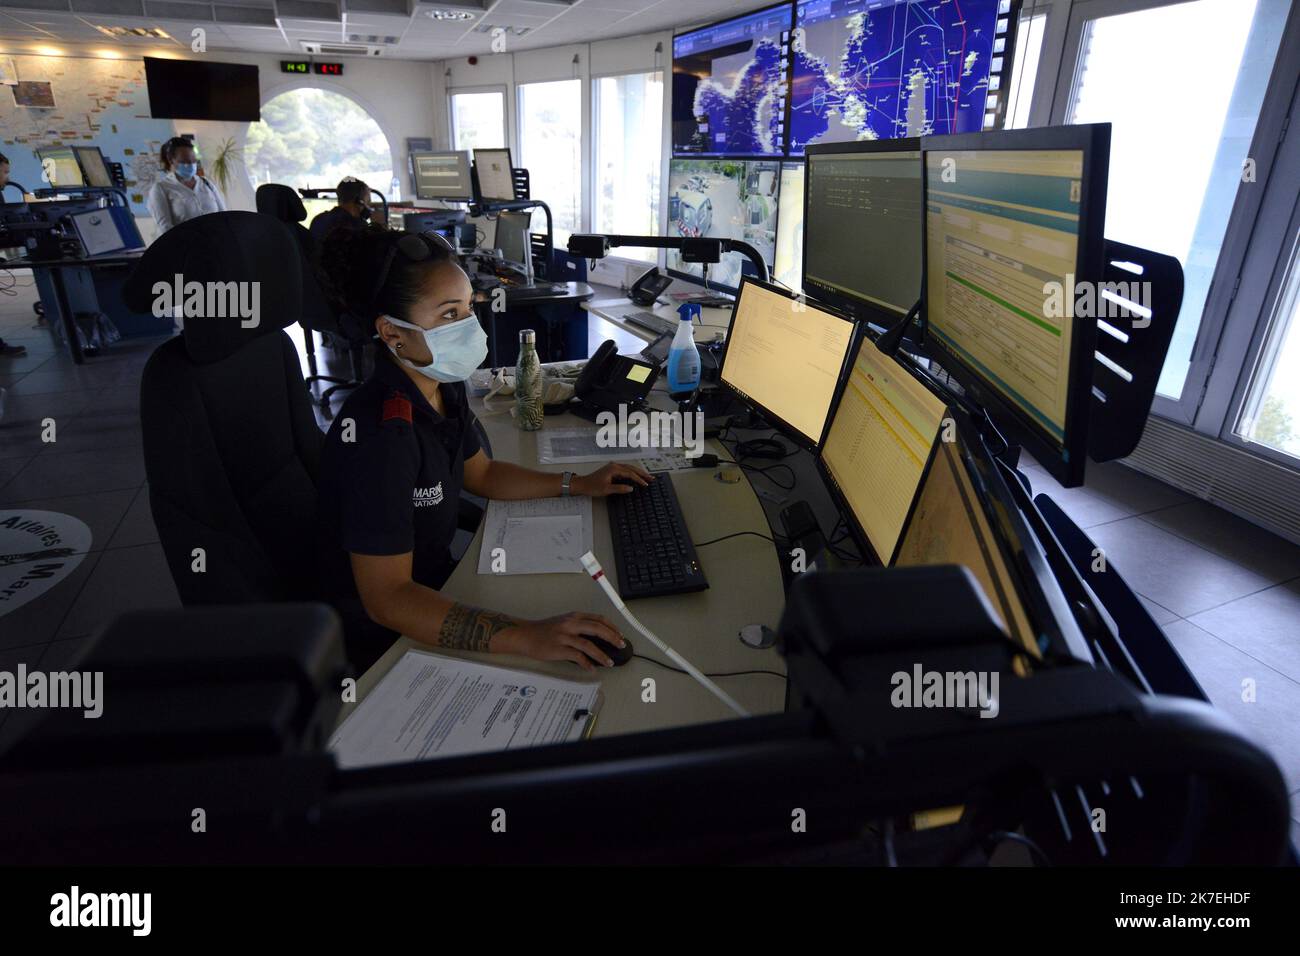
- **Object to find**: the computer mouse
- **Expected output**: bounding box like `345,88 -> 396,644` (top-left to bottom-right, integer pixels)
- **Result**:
586,635 -> 633,667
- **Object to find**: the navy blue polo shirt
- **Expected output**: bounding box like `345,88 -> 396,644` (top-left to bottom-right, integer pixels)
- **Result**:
317,351 -> 482,603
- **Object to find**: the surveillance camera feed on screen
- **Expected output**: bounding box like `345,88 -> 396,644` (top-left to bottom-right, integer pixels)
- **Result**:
789,0 -> 1016,154
672,5 -> 794,157
666,158 -> 780,290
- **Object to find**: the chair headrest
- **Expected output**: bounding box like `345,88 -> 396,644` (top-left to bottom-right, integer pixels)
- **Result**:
123,211 -> 302,364
255,183 -> 308,223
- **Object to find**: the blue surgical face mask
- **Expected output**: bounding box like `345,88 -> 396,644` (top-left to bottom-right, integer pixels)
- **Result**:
382,313 -> 487,383
174,162 -> 198,180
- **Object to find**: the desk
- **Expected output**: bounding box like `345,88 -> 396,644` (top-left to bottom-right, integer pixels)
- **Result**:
582,295 -> 735,347
10,250 -> 145,365
343,382 -> 789,737
484,280 -> 596,366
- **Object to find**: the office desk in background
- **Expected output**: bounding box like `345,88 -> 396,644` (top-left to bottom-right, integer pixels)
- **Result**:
484,280 -> 596,366
11,250 -> 147,364
342,383 -> 789,739
582,295 -> 734,348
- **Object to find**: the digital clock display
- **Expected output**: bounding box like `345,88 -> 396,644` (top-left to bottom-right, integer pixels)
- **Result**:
280,61 -> 345,76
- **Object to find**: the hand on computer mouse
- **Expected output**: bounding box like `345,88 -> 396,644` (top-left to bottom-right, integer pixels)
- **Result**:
572,463 -> 653,497
499,612 -> 627,671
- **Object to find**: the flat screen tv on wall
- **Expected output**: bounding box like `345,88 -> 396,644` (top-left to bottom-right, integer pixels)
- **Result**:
143,57 -> 261,122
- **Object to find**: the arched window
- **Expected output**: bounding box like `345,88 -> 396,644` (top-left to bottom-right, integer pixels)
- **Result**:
244,88 -> 393,221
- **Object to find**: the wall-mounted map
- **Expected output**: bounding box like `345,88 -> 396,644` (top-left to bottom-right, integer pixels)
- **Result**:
0,54 -> 175,215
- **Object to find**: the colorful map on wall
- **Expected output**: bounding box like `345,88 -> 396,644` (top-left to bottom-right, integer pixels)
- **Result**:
0,54 -> 174,215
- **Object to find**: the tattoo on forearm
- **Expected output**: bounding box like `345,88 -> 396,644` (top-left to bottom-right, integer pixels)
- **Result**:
439,603 -> 514,652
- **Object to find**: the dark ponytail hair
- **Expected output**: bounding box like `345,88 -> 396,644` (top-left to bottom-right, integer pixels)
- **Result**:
160,136 -> 194,171
319,224 -> 457,327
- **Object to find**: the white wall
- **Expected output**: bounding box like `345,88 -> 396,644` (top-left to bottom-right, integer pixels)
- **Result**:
437,30 -> 673,286
0,40 -> 439,241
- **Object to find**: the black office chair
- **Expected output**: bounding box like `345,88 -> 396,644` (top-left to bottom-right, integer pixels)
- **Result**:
255,183 -> 366,413
124,211 -> 324,604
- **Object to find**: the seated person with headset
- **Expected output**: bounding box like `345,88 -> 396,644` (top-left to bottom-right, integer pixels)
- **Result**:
317,226 -> 652,672
310,177 -> 379,243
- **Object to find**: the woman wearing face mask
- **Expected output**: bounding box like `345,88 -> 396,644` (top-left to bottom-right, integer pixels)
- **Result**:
317,226 -> 652,672
146,137 -> 226,236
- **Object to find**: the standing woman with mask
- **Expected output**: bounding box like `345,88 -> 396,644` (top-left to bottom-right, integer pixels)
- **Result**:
317,226 -> 651,672
146,137 -> 226,235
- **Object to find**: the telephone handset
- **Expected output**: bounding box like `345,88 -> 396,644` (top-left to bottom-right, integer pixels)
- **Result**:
629,266 -> 673,307
572,339 -> 660,421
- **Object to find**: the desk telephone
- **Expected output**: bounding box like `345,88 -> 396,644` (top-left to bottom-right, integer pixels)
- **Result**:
571,339 -> 660,421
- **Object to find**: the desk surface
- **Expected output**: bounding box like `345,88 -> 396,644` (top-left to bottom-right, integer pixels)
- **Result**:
583,295 -> 734,346
343,384 -> 789,737
502,280 -> 594,305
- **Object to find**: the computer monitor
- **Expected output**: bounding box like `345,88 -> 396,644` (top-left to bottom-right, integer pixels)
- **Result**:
894,420 -> 1037,652
803,140 -> 923,326
671,2 -> 794,157
411,150 -> 471,201
817,334 -> 949,564
719,277 -> 857,448
666,158 -> 780,293
37,147 -> 85,188
494,210 -> 532,270
473,147 -> 516,203
788,0 -> 1021,154
72,146 -> 113,189
922,123 -> 1111,488
773,162 -> 804,292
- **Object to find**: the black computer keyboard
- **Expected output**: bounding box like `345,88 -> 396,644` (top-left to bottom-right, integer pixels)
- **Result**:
607,475 -> 708,599
621,310 -> 677,336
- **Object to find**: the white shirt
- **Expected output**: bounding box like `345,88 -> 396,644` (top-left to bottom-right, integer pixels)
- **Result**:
147,171 -> 227,234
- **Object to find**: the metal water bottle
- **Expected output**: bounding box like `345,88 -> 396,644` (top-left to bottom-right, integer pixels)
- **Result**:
515,329 -> 544,431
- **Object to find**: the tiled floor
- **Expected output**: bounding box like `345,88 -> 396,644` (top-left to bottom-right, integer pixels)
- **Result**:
1,277 -> 1298,843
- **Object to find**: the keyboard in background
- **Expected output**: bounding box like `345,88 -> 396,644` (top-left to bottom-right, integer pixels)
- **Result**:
621,310 -> 678,336
607,475 -> 708,599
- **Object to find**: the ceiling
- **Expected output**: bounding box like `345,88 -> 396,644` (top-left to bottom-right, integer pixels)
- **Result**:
0,0 -> 764,59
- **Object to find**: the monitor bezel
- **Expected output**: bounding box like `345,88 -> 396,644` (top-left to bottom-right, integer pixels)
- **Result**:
670,0 -> 795,159
717,275 -> 859,452
37,146 -> 86,189
919,122 -> 1111,489
411,149 -> 472,202
470,147 -> 517,203
801,138 -> 924,332
813,328 -> 945,566
71,146 -> 112,189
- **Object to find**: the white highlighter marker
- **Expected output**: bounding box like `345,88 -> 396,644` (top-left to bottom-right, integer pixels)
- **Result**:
580,551 -> 749,718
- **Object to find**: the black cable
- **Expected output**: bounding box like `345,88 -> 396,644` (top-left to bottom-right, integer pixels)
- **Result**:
739,461 -> 796,491
632,653 -> 787,682
693,530 -> 779,548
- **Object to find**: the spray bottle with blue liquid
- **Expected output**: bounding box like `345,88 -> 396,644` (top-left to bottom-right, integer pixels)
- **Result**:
667,303 -> 702,404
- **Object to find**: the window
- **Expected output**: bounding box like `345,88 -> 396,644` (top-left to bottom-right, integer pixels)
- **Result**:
593,71 -> 664,263
450,90 -> 506,151
1003,12 -> 1045,129
518,79 -> 582,243
245,88 -> 392,223
1063,0 -> 1288,401
1236,229 -> 1300,460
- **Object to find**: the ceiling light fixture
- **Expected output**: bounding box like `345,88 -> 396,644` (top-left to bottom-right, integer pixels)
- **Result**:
425,8 -> 476,20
